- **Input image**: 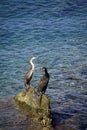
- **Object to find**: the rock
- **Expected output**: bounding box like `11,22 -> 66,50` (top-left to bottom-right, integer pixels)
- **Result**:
14,86 -> 53,128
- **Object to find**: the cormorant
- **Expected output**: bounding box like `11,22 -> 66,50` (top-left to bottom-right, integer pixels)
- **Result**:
24,56 -> 37,90
37,67 -> 50,94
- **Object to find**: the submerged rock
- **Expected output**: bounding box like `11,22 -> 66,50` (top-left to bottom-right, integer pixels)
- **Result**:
14,86 -> 53,129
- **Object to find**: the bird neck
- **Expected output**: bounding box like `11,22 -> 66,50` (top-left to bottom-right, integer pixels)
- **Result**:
30,59 -> 34,71
45,70 -> 49,76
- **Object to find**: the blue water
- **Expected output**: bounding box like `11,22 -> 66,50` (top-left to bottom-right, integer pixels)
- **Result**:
0,0 -> 87,129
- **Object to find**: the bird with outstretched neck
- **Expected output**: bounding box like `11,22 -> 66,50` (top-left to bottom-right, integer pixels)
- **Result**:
24,56 -> 37,91
37,67 -> 50,94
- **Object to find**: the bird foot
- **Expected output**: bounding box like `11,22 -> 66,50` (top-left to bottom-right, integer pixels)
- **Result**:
25,86 -> 31,92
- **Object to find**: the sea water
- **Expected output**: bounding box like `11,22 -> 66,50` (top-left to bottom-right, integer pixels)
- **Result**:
0,0 -> 87,129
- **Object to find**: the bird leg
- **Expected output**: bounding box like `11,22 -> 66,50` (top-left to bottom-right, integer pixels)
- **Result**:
42,91 -> 45,94
25,83 -> 30,91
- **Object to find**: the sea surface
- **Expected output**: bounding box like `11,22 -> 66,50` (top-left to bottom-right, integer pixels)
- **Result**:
0,0 -> 87,130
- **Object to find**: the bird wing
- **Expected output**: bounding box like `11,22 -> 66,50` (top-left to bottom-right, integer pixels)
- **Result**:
38,76 -> 49,91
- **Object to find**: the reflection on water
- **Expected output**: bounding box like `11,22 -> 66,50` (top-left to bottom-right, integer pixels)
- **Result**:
50,67 -> 87,130
0,98 -> 28,130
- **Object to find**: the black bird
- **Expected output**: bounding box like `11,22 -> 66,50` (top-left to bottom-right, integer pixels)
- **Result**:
24,56 -> 37,90
37,67 -> 50,94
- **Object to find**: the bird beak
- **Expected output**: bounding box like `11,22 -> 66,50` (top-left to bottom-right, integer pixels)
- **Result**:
39,68 -> 43,71
35,56 -> 38,59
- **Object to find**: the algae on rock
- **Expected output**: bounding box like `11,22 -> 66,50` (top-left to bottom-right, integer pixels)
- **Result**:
14,86 -> 52,127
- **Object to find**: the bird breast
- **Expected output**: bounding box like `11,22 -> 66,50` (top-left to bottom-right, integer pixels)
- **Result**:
26,70 -> 33,79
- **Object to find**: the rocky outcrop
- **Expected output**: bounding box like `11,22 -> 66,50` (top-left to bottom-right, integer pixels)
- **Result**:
14,86 -> 53,129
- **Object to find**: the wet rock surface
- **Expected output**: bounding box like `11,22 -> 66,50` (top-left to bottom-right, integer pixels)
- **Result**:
14,86 -> 53,129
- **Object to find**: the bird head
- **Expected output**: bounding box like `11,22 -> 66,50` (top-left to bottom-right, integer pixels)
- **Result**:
41,67 -> 47,72
30,56 -> 37,61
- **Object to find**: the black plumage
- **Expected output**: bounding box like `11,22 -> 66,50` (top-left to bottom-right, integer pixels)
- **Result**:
37,67 -> 50,94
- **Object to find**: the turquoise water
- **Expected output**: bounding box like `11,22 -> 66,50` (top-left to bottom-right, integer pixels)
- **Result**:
0,0 -> 87,129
